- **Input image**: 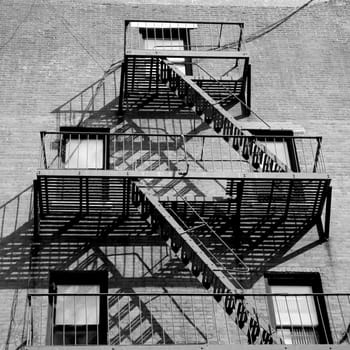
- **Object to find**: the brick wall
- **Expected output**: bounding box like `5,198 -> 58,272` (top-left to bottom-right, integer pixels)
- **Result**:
1,0 -> 350,348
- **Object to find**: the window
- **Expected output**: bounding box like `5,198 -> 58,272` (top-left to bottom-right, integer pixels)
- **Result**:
266,273 -> 332,344
249,130 -> 300,172
48,271 -> 108,345
60,127 -> 110,170
139,24 -> 194,75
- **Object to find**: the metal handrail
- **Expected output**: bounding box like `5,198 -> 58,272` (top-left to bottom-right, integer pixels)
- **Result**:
126,20 -> 245,25
26,292 -> 350,297
77,60 -> 124,126
0,185 -> 33,209
40,131 -> 326,173
53,60 -> 123,113
125,20 -> 245,55
40,130 -> 323,140
26,291 -> 350,345
141,184 -> 249,276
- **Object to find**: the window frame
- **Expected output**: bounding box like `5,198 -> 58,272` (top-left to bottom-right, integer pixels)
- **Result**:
265,272 -> 332,344
59,127 -> 110,170
249,129 -> 300,172
48,270 -> 108,345
139,26 -> 193,76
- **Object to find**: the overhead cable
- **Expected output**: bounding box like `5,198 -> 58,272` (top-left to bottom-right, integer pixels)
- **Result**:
0,0 -> 36,52
43,0 -> 108,71
216,0 -> 316,50
245,0 -> 316,44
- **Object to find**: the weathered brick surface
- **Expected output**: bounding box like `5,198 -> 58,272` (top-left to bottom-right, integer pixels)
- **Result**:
1,0 -> 350,348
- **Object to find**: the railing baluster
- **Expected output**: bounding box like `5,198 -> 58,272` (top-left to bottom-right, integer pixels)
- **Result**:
132,134 -> 135,171
37,131 -> 326,177
113,71 -> 117,100
160,295 -> 165,344
210,135 -> 215,172
305,293 -> 318,343
25,292 -> 350,346
74,295 -> 77,345
180,294 -> 186,344
51,294 -> 54,345
158,135 -> 161,169
1,206 -> 5,239
190,294 -> 198,344
128,296 -> 132,343
201,295 -> 208,344
149,295 -> 154,344
294,295 -> 306,343
313,137 -> 322,173
222,296 -> 231,343
218,136 -> 224,172
170,294 -> 175,343
28,295 -> 32,346
139,295 -> 143,343
117,296 -> 121,345
107,295 -> 110,345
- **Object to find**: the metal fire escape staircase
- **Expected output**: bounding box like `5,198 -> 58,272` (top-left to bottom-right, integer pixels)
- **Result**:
113,45 -> 330,343
32,20 -> 332,346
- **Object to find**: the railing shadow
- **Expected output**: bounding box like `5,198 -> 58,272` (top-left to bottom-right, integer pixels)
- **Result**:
0,185 -> 33,240
0,203 -> 199,290
160,195 -> 326,289
52,60 -> 123,129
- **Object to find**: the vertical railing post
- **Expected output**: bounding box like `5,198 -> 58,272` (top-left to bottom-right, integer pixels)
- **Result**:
33,180 -> 39,239
242,61 -> 251,117
118,61 -> 126,115
313,137 -> 322,173
40,132 -> 48,169
28,294 -> 33,346
0,205 -> 5,240
237,23 -> 244,51
113,71 -> 117,101
324,186 -> 332,240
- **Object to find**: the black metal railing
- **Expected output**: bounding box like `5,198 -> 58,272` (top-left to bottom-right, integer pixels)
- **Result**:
25,292 -> 350,346
125,20 -> 245,54
40,131 -> 326,174
52,61 -> 123,128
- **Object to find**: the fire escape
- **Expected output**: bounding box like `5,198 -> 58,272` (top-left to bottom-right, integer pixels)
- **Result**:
26,21 -> 333,347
